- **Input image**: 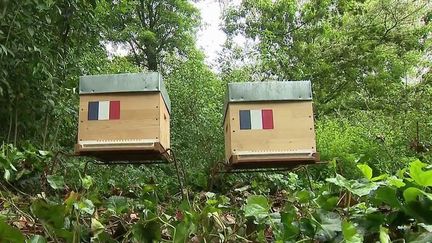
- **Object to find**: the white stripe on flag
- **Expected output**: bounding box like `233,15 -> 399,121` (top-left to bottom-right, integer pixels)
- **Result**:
98,101 -> 109,120
250,109 -> 262,129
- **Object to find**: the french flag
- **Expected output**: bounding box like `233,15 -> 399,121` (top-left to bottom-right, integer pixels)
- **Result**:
239,109 -> 273,130
88,101 -> 120,121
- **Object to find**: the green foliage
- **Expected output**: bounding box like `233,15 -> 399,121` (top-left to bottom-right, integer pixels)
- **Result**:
0,219 -> 25,243
223,0 -> 431,114
342,221 -> 363,243
244,195 -> 270,223
166,50 -> 225,189
97,0 -> 200,71
0,0 -> 100,147
46,175 -> 65,190
409,160 -> 432,187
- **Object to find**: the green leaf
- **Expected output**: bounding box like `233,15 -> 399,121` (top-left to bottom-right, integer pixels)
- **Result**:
106,196 -> 128,214
374,186 -> 400,208
379,226 -> 391,243
278,206 -> 300,240
3,169 -> 10,181
342,220 -> 363,243
403,187 -> 432,202
74,199 -> 94,215
27,235 -> 47,243
47,175 -> 65,190
132,219 -> 161,242
27,28 -> 34,37
357,164 -> 373,180
418,223 -> 432,232
81,175 -> 93,190
295,190 -> 311,204
409,160 -> 432,187
0,220 -> 25,243
91,218 -> 104,237
319,211 -> 342,233
316,195 -> 339,211
387,176 -> 406,188
371,173 -> 388,182
244,195 -> 270,222
38,150 -> 50,156
326,174 -> 379,197
30,199 -> 66,229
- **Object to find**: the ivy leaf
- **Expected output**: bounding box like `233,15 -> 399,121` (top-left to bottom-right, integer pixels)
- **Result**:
319,211 -> 342,233
132,219 -> 161,242
107,196 -> 128,214
3,169 -> 10,181
357,164 -> 373,180
27,28 -> 34,37
374,186 -> 400,208
81,175 -> 93,190
28,235 -> 47,243
326,174 -> 379,197
387,176 -> 406,188
409,160 -> 432,187
371,173 -> 388,182
279,206 -> 300,240
38,150 -> 50,156
380,226 -> 391,243
295,190 -> 311,204
91,218 -> 105,238
30,199 -> 65,229
244,195 -> 270,223
45,15 -> 51,24
342,221 -> 363,243
403,187 -> 432,202
47,175 -> 65,190
0,220 -> 25,243
74,199 -> 94,215
418,223 -> 432,232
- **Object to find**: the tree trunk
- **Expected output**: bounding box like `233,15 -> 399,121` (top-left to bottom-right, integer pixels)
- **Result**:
145,45 -> 158,71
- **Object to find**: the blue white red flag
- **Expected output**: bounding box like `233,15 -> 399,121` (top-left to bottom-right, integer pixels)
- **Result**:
88,101 -> 120,120
239,109 -> 273,130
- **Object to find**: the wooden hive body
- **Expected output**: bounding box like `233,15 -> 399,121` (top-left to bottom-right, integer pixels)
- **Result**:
223,81 -> 319,168
75,72 -> 170,162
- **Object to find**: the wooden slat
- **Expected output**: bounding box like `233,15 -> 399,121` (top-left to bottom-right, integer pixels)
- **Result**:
75,142 -> 169,162
159,95 -> 170,151
230,152 -> 320,169
224,108 -> 232,161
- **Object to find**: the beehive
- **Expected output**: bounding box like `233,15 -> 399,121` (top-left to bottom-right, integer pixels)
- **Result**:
75,72 -> 171,162
223,81 -> 319,168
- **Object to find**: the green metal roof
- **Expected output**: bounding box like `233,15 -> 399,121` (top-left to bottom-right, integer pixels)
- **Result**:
79,72 -> 171,113
223,80 -> 313,122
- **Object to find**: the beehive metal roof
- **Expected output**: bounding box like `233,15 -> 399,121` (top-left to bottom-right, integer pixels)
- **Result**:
79,72 -> 171,113
223,80 -> 313,121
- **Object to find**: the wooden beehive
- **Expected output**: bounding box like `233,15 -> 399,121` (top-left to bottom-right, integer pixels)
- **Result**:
75,72 -> 171,162
223,81 -> 319,169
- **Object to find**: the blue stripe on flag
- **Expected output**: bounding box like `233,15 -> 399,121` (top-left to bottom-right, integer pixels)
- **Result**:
239,110 -> 251,130
88,101 -> 99,120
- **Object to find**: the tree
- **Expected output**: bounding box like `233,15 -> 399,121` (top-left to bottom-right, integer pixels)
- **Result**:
165,50 -> 225,188
222,0 -> 431,114
0,0 -> 100,147
98,0 -> 200,71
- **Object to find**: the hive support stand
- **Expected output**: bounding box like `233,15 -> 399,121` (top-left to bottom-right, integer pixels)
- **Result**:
72,148 -> 187,200
208,157 -> 327,191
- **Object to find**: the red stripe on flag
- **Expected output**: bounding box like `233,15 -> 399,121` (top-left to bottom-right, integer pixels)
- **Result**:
262,109 -> 273,129
109,101 -> 120,120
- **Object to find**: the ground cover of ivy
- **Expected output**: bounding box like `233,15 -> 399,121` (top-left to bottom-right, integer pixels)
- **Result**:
0,144 -> 432,242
